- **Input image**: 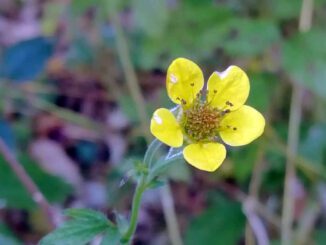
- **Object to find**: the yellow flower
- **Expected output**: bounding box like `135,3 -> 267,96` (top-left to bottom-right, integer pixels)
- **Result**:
150,58 -> 265,172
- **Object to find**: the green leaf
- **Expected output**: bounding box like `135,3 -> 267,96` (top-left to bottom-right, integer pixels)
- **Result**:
230,142 -> 260,183
0,234 -> 21,245
267,0 -> 301,19
100,227 -> 121,245
147,150 -> 184,182
115,213 -> 129,234
282,29 -> 326,99
0,154 -> 72,210
185,195 -> 245,245
222,19 -> 280,57
314,229 -> 326,245
300,123 -> 326,166
65,209 -> 113,226
0,222 -> 22,245
40,209 -> 112,245
247,73 -> 276,113
147,178 -> 166,189
132,0 -> 169,37
143,139 -> 162,166
0,37 -> 54,82
166,159 -> 191,183
40,221 -> 109,245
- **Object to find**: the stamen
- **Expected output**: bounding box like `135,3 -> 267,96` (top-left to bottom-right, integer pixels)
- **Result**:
182,103 -> 220,142
207,89 -> 218,105
226,101 -> 234,107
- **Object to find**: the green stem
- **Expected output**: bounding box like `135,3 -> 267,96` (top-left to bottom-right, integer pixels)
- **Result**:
121,175 -> 147,244
111,11 -> 183,245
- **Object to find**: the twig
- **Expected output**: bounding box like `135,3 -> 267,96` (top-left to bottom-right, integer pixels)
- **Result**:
160,184 -> 184,245
245,147 -> 266,245
265,126 -> 326,180
0,139 -> 55,229
243,198 -> 270,245
296,201 -> 320,245
281,81 -> 304,245
281,1 -> 314,244
218,183 -> 281,229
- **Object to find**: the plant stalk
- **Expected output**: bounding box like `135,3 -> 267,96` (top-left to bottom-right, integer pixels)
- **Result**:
0,139 -> 55,229
121,175 -> 147,244
281,0 -> 313,244
111,12 -> 183,245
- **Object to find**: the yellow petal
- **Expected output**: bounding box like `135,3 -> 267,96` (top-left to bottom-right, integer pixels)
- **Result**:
166,58 -> 204,106
183,143 -> 226,172
150,108 -> 183,147
207,66 -> 250,111
219,105 -> 265,146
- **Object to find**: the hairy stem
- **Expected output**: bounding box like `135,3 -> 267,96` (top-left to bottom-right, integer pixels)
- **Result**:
111,12 -> 183,245
121,175 -> 147,244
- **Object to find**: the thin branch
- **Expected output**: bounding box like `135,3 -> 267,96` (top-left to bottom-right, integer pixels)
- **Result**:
281,1 -> 314,244
246,146 -> 266,245
218,183 -> 281,229
243,198 -> 270,245
160,184 -> 184,245
0,139 -> 55,229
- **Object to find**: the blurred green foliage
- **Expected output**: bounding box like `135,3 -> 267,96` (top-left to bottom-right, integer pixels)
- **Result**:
0,0 -> 326,244
185,194 -> 245,245
0,154 -> 72,210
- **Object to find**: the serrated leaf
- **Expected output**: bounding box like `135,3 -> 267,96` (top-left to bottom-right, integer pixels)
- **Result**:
100,227 -> 121,245
65,209 -> 112,225
40,221 -> 109,245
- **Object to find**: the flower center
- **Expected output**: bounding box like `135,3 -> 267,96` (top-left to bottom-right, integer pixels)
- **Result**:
182,102 -> 221,142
